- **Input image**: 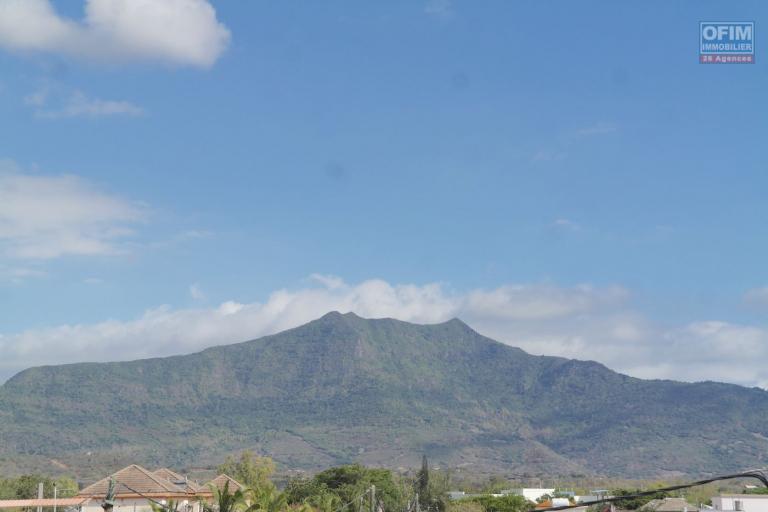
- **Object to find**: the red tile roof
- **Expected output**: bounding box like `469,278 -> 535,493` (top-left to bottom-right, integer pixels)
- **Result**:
79,465 -> 191,498
203,474 -> 245,494
153,469 -> 204,494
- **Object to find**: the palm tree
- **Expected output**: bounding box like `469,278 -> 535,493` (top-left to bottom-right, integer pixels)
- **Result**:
306,493 -> 341,512
205,481 -> 245,512
151,499 -> 180,512
242,486 -> 288,512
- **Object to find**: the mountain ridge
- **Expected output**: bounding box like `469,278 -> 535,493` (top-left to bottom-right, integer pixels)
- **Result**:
1,311 -> 766,480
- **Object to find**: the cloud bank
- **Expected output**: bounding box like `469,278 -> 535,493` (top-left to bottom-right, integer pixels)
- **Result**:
0,0 -> 230,68
2,275 -> 767,389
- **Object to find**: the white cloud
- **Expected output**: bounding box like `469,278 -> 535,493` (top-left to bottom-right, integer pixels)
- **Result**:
190,283 -> 205,301
464,284 -> 627,320
0,0 -> 230,68
2,275 -> 766,389
0,160 -> 146,259
28,89 -> 145,119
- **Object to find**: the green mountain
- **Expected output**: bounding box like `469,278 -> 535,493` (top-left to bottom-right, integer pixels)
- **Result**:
1,312 -> 767,480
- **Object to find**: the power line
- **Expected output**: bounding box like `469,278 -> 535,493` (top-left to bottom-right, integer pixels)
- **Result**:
536,469 -> 768,512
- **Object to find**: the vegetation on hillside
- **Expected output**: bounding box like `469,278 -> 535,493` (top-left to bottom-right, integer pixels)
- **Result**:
2,313 -> 768,478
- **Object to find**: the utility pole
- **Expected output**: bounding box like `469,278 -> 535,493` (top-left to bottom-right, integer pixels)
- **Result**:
370,485 -> 376,512
37,482 -> 44,512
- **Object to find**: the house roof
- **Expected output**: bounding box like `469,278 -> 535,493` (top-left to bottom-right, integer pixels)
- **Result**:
204,474 -> 246,494
153,468 -> 204,494
79,464 -> 190,498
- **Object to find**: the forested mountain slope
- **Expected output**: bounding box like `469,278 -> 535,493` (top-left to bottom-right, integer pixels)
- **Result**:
1,312 -> 766,480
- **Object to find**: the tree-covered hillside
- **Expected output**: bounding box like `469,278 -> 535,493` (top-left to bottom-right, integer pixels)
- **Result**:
1,312 -> 767,480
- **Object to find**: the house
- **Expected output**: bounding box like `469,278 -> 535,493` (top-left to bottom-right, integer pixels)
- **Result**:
712,495 -> 768,512
77,465 -> 204,512
505,489 -> 557,503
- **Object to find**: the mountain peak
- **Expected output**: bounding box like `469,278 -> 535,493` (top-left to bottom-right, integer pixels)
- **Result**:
444,316 -> 471,328
318,310 -> 361,320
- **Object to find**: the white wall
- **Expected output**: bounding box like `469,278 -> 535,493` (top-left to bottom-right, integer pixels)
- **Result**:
713,495 -> 768,512
81,498 -> 202,512
507,489 -> 556,502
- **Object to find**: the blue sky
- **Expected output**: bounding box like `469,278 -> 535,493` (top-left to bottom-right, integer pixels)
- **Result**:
0,0 -> 767,386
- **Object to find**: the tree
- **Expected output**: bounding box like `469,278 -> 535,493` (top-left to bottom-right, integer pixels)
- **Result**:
312,464 -> 406,512
612,489 -> 668,510
413,459 -> 449,512
306,493 -> 343,512
447,501 -> 485,512
205,481 -> 245,512
242,486 -> 288,512
471,495 -> 532,512
284,477 -> 330,505
3,475 -> 76,500
417,456 -> 430,504
218,451 -> 276,492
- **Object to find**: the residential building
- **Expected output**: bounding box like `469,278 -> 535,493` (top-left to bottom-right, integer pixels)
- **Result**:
712,495 -> 768,512
77,465 -> 204,512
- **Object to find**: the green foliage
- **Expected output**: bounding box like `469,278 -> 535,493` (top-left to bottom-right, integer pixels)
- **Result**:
305,493 -> 343,512
421,468 -> 450,512
285,464 -> 407,512
320,464 -> 402,510
0,475 -> 78,500
284,477 -> 330,504
447,501 -> 485,512
204,481 -> 245,512
218,451 -> 276,492
416,455 -> 429,496
612,489 -> 668,510
416,455 -> 430,508
242,486 -> 288,512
